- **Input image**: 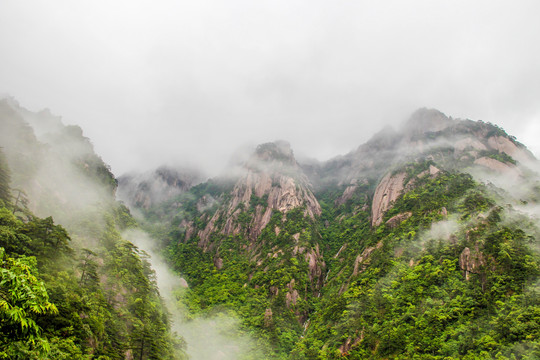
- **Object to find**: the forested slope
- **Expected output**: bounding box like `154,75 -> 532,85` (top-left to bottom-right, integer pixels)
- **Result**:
3,98 -> 539,359
0,99 -> 184,359
125,109 -> 540,359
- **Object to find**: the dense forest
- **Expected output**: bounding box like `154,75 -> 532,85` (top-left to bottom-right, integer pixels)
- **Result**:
0,99 -> 185,359
2,99 -> 540,359
123,109 -> 540,359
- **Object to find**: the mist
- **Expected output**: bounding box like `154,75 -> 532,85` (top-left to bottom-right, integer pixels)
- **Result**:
1,95 -> 267,359
1,1 -> 540,176
2,1 -> 540,358
123,228 -> 266,360
0,99 -> 116,242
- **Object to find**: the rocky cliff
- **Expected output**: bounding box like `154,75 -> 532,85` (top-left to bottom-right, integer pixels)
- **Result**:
311,108 -> 533,188
122,108 -> 540,360
197,141 -> 321,247
166,141 -> 327,325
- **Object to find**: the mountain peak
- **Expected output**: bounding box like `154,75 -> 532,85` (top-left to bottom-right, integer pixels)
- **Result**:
252,140 -> 296,165
402,108 -> 452,134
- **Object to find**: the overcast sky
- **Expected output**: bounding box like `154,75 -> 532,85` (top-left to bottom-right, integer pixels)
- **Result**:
1,0 -> 539,175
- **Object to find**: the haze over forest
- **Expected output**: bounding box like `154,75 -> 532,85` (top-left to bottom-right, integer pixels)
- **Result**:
2,2 -> 540,359
1,1 -> 540,175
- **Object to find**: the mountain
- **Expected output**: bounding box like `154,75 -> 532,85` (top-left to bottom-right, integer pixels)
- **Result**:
125,108 -> 540,359
2,97 -> 540,359
312,108 -> 533,186
118,166 -> 202,211
0,98 -> 184,359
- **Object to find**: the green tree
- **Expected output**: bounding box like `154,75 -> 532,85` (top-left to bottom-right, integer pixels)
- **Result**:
0,247 -> 58,358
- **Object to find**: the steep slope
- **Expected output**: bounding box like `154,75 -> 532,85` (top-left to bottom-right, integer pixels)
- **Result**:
136,141 -> 327,356
295,109 -> 540,359
136,108 -> 540,359
314,108 -> 535,228
0,99 -> 183,359
195,141 -> 321,248
314,108 -> 533,186
0,98 -> 117,230
298,169 -> 540,359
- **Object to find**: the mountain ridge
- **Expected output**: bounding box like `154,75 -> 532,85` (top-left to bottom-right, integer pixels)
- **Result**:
123,107 -> 540,359
0,98 -> 185,359
3,97 -> 539,359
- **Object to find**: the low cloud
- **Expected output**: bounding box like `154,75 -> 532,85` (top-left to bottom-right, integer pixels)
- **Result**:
1,2 -> 540,176
123,228 -> 266,360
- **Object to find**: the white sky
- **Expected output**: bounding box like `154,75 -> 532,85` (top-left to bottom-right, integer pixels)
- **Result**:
1,0 -> 539,175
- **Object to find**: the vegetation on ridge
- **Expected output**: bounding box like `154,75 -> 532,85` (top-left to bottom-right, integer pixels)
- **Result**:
0,101 -> 185,359
135,116 -> 540,359
2,99 -> 540,359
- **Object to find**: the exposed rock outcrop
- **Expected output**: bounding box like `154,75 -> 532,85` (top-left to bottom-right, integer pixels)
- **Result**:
473,157 -> 522,178
352,241 -> 383,276
454,137 -> 488,152
428,164 -> 440,176
338,331 -> 364,356
371,172 -> 407,226
305,244 -> 326,290
213,256 -> 224,270
198,141 -> 322,245
487,135 -> 534,163
285,279 -> 300,308
459,246 -> 487,281
414,165 -> 440,181
335,184 -> 358,206
385,212 -> 412,228
403,108 -> 453,136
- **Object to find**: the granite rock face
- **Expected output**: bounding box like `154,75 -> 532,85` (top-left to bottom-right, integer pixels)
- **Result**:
371,172 -> 407,227
198,141 -> 321,246
486,135 -> 534,163
473,157 -> 522,178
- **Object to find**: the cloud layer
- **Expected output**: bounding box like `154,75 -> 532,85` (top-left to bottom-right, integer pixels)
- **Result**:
1,0 -> 539,175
